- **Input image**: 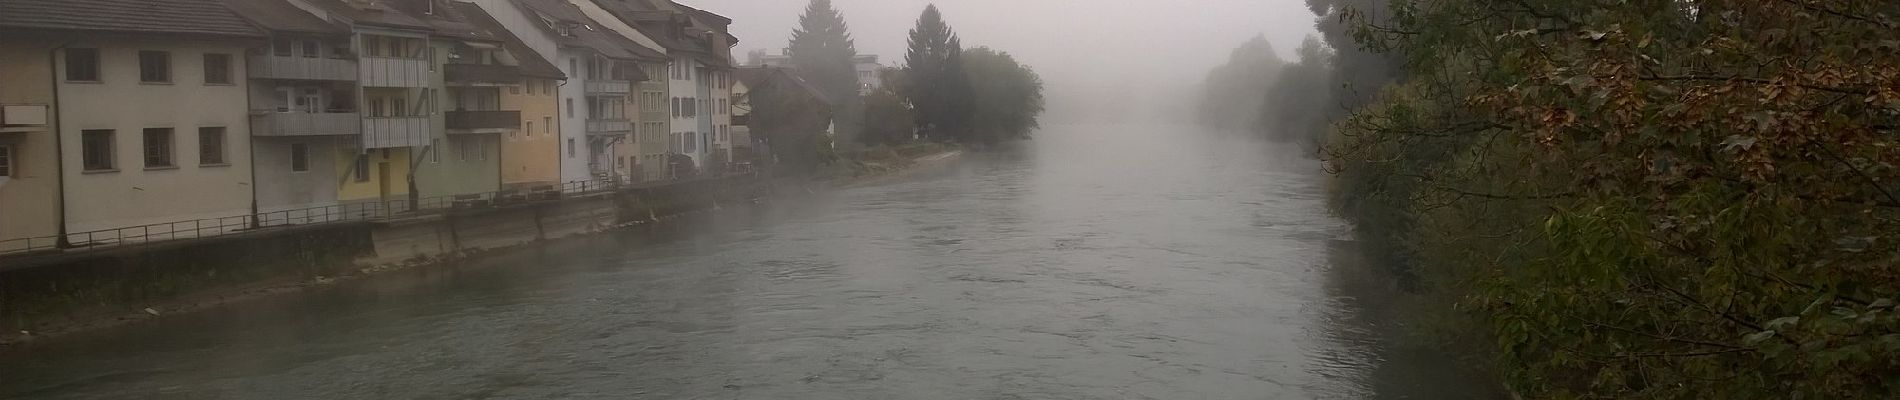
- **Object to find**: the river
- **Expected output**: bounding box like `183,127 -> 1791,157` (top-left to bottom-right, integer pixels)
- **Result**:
0,124 -> 1493,399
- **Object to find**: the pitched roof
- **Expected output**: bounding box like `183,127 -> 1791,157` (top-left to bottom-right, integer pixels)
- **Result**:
0,0 -> 264,37
735,66 -> 832,106
587,0 -> 730,67
219,0 -> 348,35
512,0 -> 643,60
299,0 -> 431,31
451,1 -> 564,79
385,0 -> 500,42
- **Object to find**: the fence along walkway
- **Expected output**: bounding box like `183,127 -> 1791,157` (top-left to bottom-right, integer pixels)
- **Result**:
0,174 -> 749,260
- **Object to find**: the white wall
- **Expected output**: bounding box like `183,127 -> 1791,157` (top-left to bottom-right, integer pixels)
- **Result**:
470,0 -> 587,184
253,137 -> 340,213
668,56 -> 700,167
56,40 -> 255,233
557,51 -> 589,183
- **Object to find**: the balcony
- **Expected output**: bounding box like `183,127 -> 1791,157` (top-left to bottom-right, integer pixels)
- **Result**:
248,55 -> 358,81
361,57 -> 430,88
585,80 -> 631,95
1,104 -> 49,133
250,112 -> 362,137
445,63 -> 521,86
446,110 -> 521,133
586,119 -> 632,136
363,116 -> 430,148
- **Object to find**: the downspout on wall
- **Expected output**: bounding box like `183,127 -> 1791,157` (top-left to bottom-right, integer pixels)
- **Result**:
48,41 -> 72,248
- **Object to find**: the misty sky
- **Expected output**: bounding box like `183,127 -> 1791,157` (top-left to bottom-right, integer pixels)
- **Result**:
678,0 -> 1321,120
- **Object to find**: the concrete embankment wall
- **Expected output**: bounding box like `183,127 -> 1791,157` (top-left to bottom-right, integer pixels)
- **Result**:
0,175 -> 773,334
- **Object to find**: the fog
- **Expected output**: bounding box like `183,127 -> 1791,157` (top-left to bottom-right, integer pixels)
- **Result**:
679,0 -> 1320,124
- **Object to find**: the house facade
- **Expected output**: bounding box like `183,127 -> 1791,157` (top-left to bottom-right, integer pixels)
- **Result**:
0,33 -> 61,252
456,1 -> 566,190
0,0 -> 266,240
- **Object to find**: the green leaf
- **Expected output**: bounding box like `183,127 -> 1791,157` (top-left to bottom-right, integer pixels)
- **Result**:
1767,316 -> 1801,330
1745,330 -> 1778,344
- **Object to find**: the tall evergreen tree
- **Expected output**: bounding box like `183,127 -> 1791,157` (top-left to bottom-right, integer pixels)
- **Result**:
900,4 -> 969,141
785,0 -> 862,145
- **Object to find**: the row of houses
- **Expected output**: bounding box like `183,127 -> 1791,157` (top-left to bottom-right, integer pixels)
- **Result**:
0,0 -> 789,253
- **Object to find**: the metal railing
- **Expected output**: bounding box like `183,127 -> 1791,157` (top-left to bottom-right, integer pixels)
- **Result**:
0,171 -> 759,259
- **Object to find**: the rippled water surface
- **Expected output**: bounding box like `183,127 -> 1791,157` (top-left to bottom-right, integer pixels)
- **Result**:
0,124 -> 1485,399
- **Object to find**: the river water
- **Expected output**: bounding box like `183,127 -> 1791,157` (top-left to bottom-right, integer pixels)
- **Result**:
0,124 -> 1492,399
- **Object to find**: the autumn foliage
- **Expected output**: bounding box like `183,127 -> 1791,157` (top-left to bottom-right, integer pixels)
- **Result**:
1322,0 -> 1900,397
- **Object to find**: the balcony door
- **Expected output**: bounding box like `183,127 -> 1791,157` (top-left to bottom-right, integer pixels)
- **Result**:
278,88 -> 323,113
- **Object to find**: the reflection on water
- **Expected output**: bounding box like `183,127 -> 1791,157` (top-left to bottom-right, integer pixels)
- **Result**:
0,123 -> 1489,399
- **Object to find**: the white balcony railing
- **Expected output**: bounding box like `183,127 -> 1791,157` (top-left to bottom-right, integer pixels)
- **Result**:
248,55 -> 358,81
361,57 -> 430,88
585,80 -> 631,95
1,104 -> 49,129
363,116 -> 430,148
251,112 -> 362,136
586,119 -> 633,135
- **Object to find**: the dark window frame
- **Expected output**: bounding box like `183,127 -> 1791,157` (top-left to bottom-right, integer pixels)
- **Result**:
139,51 -> 171,83
290,143 -> 310,172
0,144 -> 12,177
142,128 -> 175,168
82,129 -> 116,171
203,53 -> 233,85
198,127 -> 227,165
66,48 -> 102,82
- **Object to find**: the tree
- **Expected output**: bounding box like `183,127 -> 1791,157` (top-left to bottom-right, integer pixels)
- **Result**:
1259,36 -> 1334,147
899,4 -> 971,142
786,0 -> 863,145
1317,0 -> 1900,397
1199,36 -> 1286,132
860,69 -> 915,146
962,47 -> 1044,144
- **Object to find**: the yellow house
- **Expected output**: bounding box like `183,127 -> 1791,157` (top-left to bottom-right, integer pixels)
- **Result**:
0,34 -> 60,253
335,147 -> 411,202
457,2 -> 567,190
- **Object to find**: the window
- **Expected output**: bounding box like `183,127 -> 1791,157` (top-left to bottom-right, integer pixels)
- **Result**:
386,37 -> 404,58
0,145 -> 11,177
368,98 -> 386,117
510,85 -> 521,95
199,127 -> 227,165
354,153 -> 369,182
457,138 -> 470,161
544,117 -> 551,136
139,51 -> 171,83
478,138 -> 488,161
66,48 -> 101,82
274,38 -> 294,57
524,121 -> 532,138
392,98 -> 407,117
301,41 -> 320,58
569,58 -> 577,76
567,138 -> 575,157
203,54 -> 232,84
431,138 -> 442,163
142,128 -> 175,168
290,143 -> 309,172
566,98 -> 574,118
672,98 -> 680,117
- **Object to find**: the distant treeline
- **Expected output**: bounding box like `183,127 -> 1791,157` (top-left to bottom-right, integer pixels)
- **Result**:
1224,0 -> 1900,397
777,0 -> 1043,159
